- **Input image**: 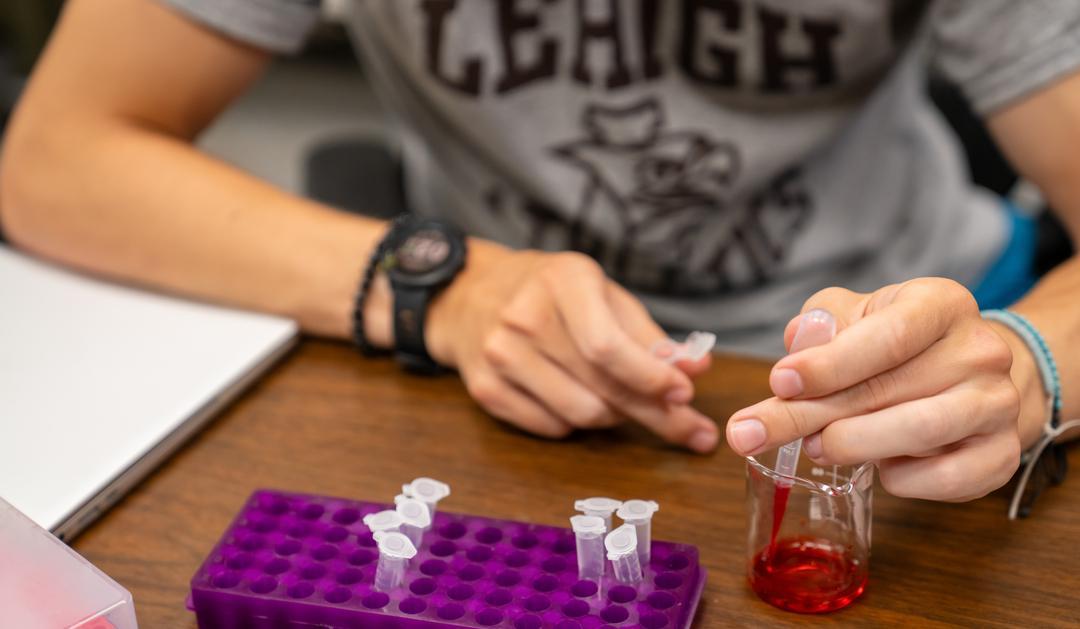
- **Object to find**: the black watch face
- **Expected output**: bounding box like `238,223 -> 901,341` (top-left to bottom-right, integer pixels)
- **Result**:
396,229 -> 453,274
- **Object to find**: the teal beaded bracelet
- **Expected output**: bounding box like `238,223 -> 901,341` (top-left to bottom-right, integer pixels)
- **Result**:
981,309 -> 1061,427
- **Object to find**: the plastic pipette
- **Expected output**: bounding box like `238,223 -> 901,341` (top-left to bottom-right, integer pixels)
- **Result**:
372,531 -> 417,592
569,515 -> 606,582
401,477 -> 450,518
574,497 -> 622,532
605,524 -> 643,584
615,499 -> 658,566
396,497 -> 432,550
773,309 -> 837,482
652,331 -> 717,364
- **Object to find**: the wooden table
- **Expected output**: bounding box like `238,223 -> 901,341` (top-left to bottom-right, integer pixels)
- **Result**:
74,341 -> 1080,627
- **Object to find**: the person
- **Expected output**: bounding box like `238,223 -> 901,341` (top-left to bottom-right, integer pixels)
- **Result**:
1,0 -> 1078,506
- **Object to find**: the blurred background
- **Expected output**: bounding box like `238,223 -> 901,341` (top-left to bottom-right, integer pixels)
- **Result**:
0,1 -> 62,133
0,1 -> 1070,266
0,0 -> 405,224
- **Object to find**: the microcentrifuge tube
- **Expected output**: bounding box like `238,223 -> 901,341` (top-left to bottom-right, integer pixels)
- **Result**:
570,515 -> 607,582
605,524 -> 642,584
362,510 -> 404,534
373,531 -> 417,592
574,497 -> 622,532
652,330 -> 717,364
616,499 -> 659,567
402,477 -> 450,518
396,497 -> 432,550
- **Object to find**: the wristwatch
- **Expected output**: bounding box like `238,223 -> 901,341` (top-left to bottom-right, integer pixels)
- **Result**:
380,216 -> 467,374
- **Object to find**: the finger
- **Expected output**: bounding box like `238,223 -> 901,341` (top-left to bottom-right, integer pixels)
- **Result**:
806,434 -> 950,461
607,283 -> 712,377
482,328 -> 619,429
772,289 -> 954,399
877,432 -> 1021,502
462,369 -> 573,439
606,283 -> 667,347
544,256 -> 692,399
549,328 -> 718,450
526,308 -> 719,451
806,386 -> 1014,465
565,355 -> 720,452
636,403 -> 719,453
730,336 -> 971,455
503,288 -> 718,451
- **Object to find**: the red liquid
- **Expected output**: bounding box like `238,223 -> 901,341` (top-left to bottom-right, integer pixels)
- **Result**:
769,484 -> 791,552
750,537 -> 867,613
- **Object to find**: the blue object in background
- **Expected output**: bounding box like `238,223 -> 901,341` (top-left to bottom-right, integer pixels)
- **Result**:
970,202 -> 1039,309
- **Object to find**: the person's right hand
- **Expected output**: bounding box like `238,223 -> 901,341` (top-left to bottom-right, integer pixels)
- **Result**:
424,241 -> 718,453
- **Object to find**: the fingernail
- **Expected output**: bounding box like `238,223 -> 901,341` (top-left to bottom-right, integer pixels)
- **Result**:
770,368 -> 803,398
803,433 -> 823,459
666,387 -> 693,404
689,427 -> 718,453
728,418 -> 767,454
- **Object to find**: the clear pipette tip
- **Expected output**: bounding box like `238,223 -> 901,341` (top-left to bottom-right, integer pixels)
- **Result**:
774,309 -> 836,482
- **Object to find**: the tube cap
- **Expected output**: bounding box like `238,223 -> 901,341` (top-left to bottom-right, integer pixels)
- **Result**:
604,524 -> 638,560
569,515 -> 606,535
373,531 -> 417,559
396,498 -> 432,528
363,510 -> 404,533
616,500 -> 658,522
681,331 -> 717,361
574,497 -> 622,515
652,331 -> 717,364
403,477 -> 451,503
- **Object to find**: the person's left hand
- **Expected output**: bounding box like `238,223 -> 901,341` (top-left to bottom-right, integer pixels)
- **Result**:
725,278 -> 1023,502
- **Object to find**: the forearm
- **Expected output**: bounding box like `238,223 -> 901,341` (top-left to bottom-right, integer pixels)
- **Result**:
0,116 -> 392,342
997,255 -> 1080,448
983,70 -> 1080,449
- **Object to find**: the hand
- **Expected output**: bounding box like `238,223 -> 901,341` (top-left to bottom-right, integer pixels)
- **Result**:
725,278 -> 1023,501
425,242 -> 718,452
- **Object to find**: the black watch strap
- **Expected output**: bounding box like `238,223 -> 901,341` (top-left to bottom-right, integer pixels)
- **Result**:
393,284 -> 442,374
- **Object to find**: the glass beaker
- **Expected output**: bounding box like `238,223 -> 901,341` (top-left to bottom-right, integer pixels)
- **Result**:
745,450 -> 874,613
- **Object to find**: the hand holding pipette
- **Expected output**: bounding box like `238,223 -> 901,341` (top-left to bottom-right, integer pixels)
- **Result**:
725,310 -> 837,457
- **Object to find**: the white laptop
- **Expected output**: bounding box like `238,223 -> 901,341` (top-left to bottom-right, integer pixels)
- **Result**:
0,245 -> 297,539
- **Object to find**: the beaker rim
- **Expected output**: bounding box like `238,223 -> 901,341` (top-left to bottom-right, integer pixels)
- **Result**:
745,455 -> 875,496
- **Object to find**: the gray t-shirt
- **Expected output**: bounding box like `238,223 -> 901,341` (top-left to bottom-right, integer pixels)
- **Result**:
163,0 -> 1080,356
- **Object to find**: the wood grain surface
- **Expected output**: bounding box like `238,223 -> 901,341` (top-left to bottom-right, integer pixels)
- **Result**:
72,341 -> 1080,627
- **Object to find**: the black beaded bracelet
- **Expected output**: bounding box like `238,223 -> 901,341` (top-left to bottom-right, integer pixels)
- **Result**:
351,215 -> 408,356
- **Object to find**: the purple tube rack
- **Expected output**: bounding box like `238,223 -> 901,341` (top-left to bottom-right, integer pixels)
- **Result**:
189,490 -> 706,628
